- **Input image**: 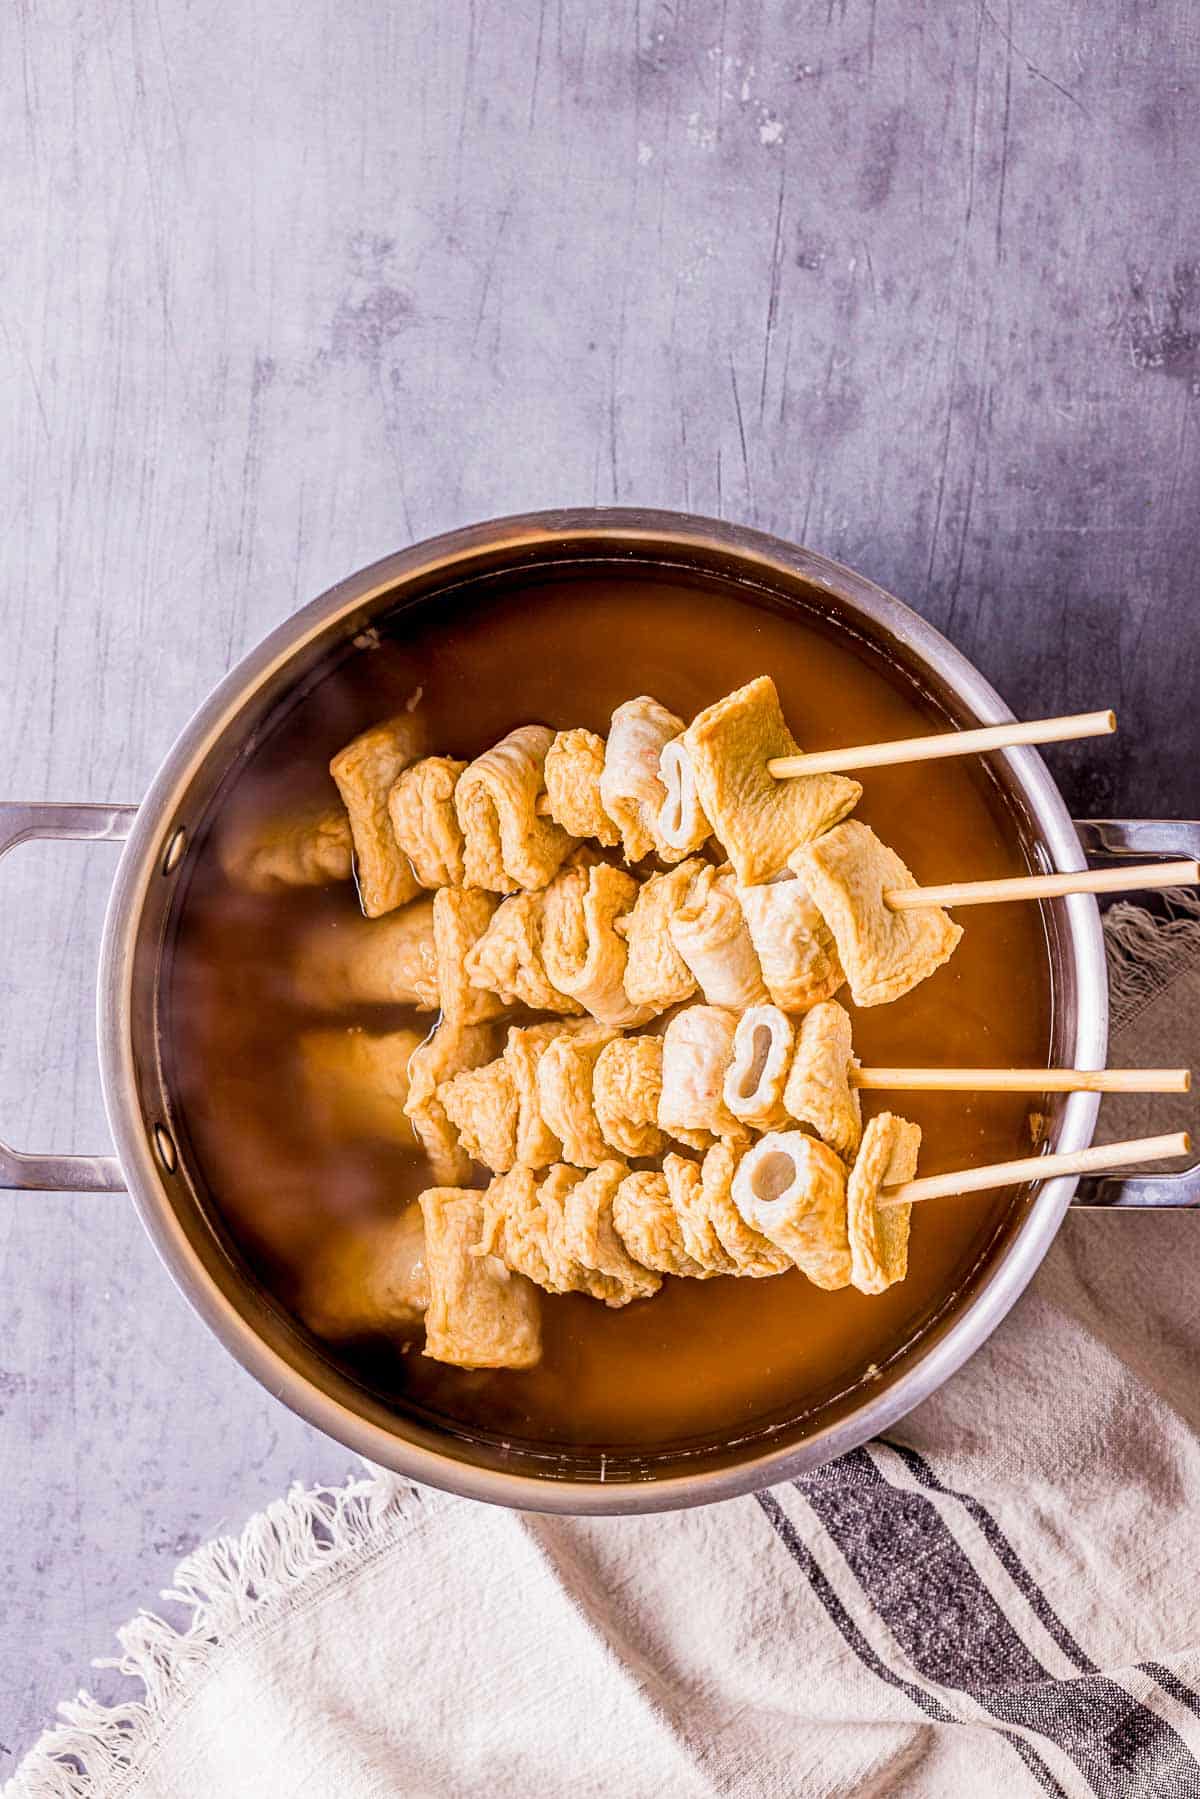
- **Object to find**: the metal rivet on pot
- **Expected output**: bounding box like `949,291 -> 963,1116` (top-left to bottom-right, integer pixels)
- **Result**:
153,1123 -> 177,1174
161,826 -> 187,875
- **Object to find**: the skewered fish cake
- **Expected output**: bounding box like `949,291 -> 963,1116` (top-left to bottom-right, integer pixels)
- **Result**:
404,1020 -> 503,1185
479,1165 -> 628,1304
541,861 -> 653,1026
432,886 -> 506,1024
388,755 -> 467,889
670,865 -> 769,1009
659,1005 -> 749,1148
506,1018 -> 609,1169
599,696 -> 688,863
736,874 -> 845,1014
699,1141 -> 792,1277
455,725 -> 577,893
790,819 -> 962,1007
330,711 -> 428,916
297,1204 -> 429,1339
732,1130 -> 852,1290
611,1169 -> 708,1278
561,1161 -> 662,1304
535,1164 -> 630,1303
619,858 -> 704,1012
220,802 -> 353,894
464,886 -> 584,1016
663,1153 -> 738,1275
298,1026 -> 423,1146
543,728 -> 620,846
439,1055 -> 518,1174
847,1112 -> 922,1295
782,1000 -> 863,1163
723,1005 -> 794,1132
682,676 -> 861,887
591,1035 -> 669,1160
655,738 -> 712,856
293,897 -> 438,1010
420,1186 -> 542,1369
536,1025 -> 623,1167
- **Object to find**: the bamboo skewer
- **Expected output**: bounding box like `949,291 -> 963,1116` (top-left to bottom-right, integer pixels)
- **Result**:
886,861 -> 1200,910
877,1131 -> 1192,1208
853,1067 -> 1191,1094
766,709 -> 1116,780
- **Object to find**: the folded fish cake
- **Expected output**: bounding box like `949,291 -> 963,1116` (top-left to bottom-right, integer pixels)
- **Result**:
536,1164 -> 629,1304
544,728 -> 619,846
388,756 -> 467,889
219,802 -> 354,894
404,1020 -> 503,1185
783,999 -> 863,1163
477,1166 -> 553,1284
455,725 -> 577,893
299,1026 -> 423,1146
330,711 -> 428,916
723,1004 -> 795,1132
700,1141 -> 791,1278
592,1035 -> 668,1160
464,885 -> 584,1016
669,864 -> 769,1009
847,1112 -> 922,1295
612,1169 -> 708,1278
439,1055 -> 518,1174
658,1004 -> 749,1149
732,1129 -> 852,1290
433,886 -> 507,1024
561,1160 -> 661,1304
420,1187 -> 541,1369
504,1018 -> 607,1169
736,875 -> 845,1014
536,1025 -> 622,1167
599,696 -> 688,863
619,858 -> 703,1012
293,898 -> 438,1010
790,819 -> 962,1008
663,1152 -> 737,1275
683,676 -> 861,887
541,861 -> 653,1026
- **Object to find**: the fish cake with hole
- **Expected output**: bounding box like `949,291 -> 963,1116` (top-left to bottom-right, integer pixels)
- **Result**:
732,1129 -> 851,1290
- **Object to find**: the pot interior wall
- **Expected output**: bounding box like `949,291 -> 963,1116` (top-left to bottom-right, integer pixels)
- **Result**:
124,533 -> 1082,1489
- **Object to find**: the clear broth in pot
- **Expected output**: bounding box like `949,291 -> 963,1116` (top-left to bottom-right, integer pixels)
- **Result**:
166,568 -> 1051,1455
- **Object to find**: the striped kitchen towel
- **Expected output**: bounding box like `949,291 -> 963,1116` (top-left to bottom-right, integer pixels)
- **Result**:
10,896 -> 1200,1799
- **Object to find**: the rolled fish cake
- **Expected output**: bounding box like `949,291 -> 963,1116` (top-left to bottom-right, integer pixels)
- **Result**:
732,1129 -> 852,1290
658,1004 -> 748,1148
847,1111 -> 922,1295
561,1160 -> 662,1304
388,756 -> 467,889
723,1004 -> 795,1132
541,861 -> 653,1026
293,897 -> 438,1011
618,858 -> 704,1012
298,1026 -> 423,1146
297,1204 -> 430,1339
611,1169 -> 707,1278
591,1035 -> 669,1160
330,711 -> 428,917
669,864 -> 769,1010
404,1020 -> 503,1185
599,696 -> 688,863
683,676 -> 860,887
543,728 -> 620,847
219,801 -> 354,894
782,1000 -> 863,1163
455,725 -> 577,893
421,1186 -> 542,1369
736,875 -> 845,1014
790,819 -> 962,1008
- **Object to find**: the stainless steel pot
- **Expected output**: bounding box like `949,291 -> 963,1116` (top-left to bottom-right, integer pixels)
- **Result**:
3,510 -> 1197,1513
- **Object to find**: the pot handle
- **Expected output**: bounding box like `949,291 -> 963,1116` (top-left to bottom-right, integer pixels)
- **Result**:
0,801 -> 138,1192
1070,817 -> 1200,1208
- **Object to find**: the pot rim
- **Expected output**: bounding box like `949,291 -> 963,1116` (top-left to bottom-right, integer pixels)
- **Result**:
96,508 -> 1106,1514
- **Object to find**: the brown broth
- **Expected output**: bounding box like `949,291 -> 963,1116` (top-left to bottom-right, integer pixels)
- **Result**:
167,569 -> 1052,1455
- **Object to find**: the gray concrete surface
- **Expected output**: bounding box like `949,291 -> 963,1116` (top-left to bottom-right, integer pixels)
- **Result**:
2,0 -> 1198,1765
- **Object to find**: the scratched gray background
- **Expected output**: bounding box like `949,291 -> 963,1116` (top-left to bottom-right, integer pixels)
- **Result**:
2,0 -> 1198,1764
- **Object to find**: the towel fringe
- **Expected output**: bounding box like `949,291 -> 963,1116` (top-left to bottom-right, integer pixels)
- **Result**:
1104,889 -> 1200,1036
7,1471 -> 413,1799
